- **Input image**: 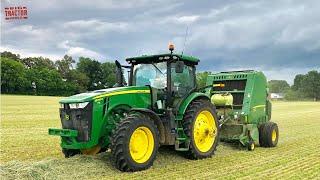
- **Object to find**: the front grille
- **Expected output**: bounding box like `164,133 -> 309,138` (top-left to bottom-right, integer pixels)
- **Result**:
60,102 -> 93,142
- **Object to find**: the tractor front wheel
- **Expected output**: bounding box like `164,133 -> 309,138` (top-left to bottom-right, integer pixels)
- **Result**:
110,113 -> 159,172
183,100 -> 219,159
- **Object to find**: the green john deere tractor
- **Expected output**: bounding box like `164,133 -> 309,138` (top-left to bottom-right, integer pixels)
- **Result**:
49,46 -> 220,171
49,46 -> 279,172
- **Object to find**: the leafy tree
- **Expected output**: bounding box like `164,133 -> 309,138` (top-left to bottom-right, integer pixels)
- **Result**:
67,70 -> 90,93
55,55 -> 75,79
21,57 -> 55,70
268,80 -> 290,93
292,74 -> 304,91
196,71 -> 212,88
77,57 -> 104,90
286,70 -> 320,101
26,68 -> 69,96
1,57 -> 28,93
101,62 -> 117,88
284,89 -> 302,101
298,71 -> 320,101
1,51 -> 20,61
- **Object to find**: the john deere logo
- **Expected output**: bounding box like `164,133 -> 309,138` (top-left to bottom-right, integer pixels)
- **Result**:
65,115 -> 70,120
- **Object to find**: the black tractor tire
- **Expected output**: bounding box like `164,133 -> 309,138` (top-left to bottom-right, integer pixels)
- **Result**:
62,148 -> 80,158
183,99 -> 219,159
259,122 -> 279,147
110,113 -> 159,172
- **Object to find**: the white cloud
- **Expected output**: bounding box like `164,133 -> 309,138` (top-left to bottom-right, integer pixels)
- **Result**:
62,0 -> 153,10
276,24 -> 320,51
57,40 -> 71,49
189,1 -> 320,51
63,19 -> 128,32
57,40 -> 105,59
0,46 -> 62,60
263,67 -> 317,85
175,15 -> 200,24
160,15 -> 200,25
3,25 -> 53,41
66,47 -> 104,60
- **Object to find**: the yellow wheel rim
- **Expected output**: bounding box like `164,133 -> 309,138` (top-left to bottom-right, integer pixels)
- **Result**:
193,110 -> 217,153
129,126 -> 154,163
251,143 -> 255,150
272,129 -> 277,142
81,145 -> 101,155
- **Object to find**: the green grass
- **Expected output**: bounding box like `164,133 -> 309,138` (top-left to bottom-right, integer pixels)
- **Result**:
1,95 -> 320,179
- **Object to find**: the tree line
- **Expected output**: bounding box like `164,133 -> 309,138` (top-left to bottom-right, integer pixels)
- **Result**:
1,51 -> 319,100
1,51 -> 117,96
268,71 -> 320,101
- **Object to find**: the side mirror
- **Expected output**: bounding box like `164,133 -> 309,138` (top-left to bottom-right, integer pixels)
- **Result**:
175,61 -> 184,73
113,60 -> 126,87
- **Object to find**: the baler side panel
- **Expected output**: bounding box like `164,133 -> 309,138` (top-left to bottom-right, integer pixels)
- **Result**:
247,72 -> 268,124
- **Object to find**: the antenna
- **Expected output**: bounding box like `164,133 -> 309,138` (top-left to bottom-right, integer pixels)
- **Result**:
182,25 -> 189,55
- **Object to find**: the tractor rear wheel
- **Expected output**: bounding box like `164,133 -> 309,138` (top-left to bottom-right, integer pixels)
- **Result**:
259,122 -> 279,147
110,113 -> 159,172
183,100 -> 219,159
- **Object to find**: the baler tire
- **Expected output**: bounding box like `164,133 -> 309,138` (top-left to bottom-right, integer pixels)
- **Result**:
62,148 -> 80,158
110,113 -> 159,172
247,141 -> 255,151
259,122 -> 279,147
183,99 -> 219,159
258,124 -> 266,147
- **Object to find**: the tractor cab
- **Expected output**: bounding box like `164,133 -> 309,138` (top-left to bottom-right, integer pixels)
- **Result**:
117,45 -> 200,112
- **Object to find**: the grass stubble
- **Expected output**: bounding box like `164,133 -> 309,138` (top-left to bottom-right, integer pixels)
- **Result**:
1,95 -> 319,179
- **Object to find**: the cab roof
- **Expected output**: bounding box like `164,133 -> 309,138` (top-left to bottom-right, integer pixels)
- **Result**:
126,53 -> 200,65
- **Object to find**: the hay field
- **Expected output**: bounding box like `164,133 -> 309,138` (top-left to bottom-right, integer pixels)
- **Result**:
1,95 -> 320,179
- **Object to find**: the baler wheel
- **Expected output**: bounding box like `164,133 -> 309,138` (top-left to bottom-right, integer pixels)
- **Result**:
183,100 -> 219,159
110,113 -> 159,172
248,141 -> 255,151
259,122 -> 279,147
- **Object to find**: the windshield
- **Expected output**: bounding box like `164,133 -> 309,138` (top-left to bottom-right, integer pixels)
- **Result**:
133,62 -> 167,89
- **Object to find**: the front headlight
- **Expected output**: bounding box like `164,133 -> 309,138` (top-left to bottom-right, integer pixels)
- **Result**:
69,102 -> 89,109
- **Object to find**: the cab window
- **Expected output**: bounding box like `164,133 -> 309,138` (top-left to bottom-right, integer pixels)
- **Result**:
171,64 -> 195,96
133,62 -> 167,89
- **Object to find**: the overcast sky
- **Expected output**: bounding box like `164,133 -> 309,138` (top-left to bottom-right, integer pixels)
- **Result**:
2,0 -> 320,84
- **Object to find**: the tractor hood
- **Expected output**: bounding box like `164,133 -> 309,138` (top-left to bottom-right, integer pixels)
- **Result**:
59,86 -> 150,104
